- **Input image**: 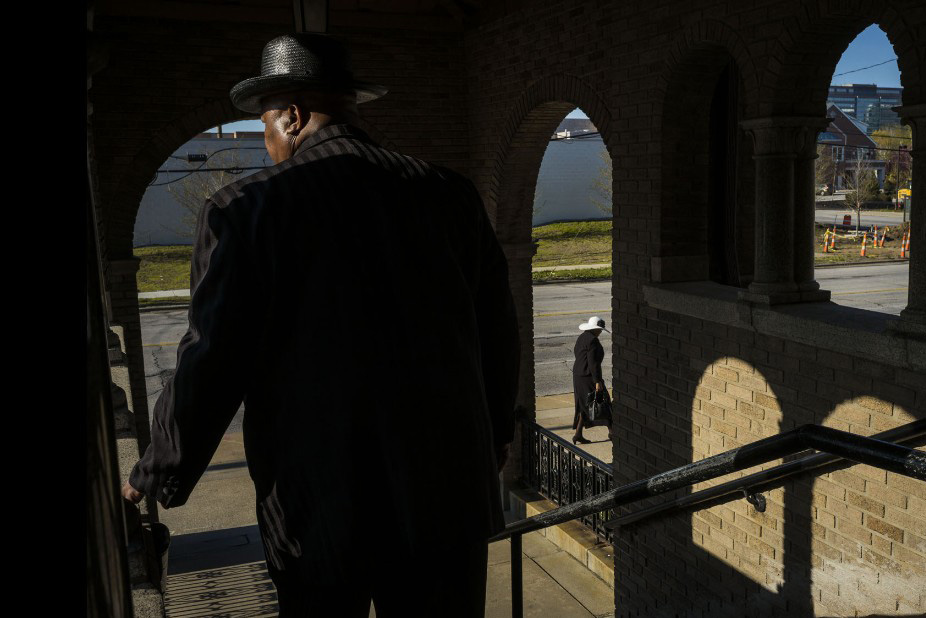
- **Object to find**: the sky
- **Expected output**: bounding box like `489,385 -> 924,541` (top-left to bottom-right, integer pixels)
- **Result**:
209,24 -> 898,132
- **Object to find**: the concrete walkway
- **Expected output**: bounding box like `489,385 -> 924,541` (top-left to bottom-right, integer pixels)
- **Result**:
159,394 -> 615,617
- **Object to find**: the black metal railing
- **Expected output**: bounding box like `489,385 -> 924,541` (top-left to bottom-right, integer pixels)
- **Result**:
606,419 -> 926,530
495,419 -> 926,618
521,419 -> 614,541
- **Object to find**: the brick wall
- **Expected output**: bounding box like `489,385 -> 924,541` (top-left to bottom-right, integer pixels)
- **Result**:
460,0 -> 925,615
87,0 -> 926,615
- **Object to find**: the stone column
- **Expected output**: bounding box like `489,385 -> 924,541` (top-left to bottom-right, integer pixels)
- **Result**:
739,117 -> 831,304
892,104 -> 926,337
794,119 -> 832,298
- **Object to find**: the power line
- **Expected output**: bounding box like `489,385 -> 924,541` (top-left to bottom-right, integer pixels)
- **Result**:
833,58 -> 898,77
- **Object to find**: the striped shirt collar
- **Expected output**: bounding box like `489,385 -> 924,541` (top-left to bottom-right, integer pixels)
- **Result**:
293,123 -> 375,156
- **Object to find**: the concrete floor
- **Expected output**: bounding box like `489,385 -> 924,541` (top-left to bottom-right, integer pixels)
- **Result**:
159,400 -> 615,618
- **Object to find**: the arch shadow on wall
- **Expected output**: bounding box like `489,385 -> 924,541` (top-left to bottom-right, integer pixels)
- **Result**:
617,335 -> 924,616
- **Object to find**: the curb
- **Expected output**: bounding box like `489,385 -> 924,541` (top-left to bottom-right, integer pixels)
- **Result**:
139,302 -> 190,313
533,277 -> 611,285
814,259 -> 910,269
507,485 -> 614,589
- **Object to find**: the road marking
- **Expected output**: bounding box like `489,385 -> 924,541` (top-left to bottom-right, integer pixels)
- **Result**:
534,309 -> 610,318
831,287 -> 907,296
143,341 -> 180,347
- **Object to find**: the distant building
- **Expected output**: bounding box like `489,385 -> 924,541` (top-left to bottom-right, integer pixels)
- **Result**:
817,103 -> 886,191
827,83 -> 902,133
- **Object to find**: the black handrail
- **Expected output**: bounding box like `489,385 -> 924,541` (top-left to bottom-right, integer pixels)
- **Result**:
495,420 -> 926,618
606,419 -> 926,529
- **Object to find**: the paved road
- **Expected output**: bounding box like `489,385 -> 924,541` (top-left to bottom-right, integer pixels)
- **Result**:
140,262 -> 910,411
815,209 -> 906,229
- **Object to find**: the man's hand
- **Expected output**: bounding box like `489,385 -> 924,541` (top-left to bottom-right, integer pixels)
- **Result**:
496,443 -> 511,472
595,382 -> 602,392
122,480 -> 144,504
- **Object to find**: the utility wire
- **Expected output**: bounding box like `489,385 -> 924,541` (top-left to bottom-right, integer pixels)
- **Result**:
833,58 -> 898,77
149,145 -> 269,187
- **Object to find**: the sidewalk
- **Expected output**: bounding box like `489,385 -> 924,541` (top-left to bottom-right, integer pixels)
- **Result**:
159,394 -> 614,617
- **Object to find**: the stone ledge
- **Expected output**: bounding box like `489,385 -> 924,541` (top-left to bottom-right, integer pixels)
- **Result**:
507,486 -> 614,589
643,281 -> 925,371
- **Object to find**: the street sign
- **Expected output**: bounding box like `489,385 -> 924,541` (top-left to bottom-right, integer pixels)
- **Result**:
843,215 -> 851,226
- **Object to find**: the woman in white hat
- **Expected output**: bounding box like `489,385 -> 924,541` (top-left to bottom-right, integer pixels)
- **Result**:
571,316 -> 612,444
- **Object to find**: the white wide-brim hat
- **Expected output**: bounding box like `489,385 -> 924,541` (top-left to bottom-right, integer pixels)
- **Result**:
579,316 -> 609,332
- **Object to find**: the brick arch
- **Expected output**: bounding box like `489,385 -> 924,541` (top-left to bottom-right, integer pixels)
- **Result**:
107,100 -> 397,260
490,73 -> 614,242
486,73 -> 613,413
759,0 -> 925,117
656,23 -> 758,283
656,19 -> 761,120
106,97 -> 252,259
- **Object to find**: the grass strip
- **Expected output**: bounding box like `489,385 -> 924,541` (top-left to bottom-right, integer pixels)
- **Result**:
533,267 -> 611,282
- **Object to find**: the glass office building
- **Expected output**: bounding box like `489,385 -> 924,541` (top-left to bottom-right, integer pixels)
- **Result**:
828,84 -> 902,133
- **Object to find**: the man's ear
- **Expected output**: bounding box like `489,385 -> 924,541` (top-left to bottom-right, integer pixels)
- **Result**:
286,103 -> 308,135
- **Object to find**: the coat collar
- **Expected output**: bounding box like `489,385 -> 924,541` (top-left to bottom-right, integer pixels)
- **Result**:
293,123 -> 375,156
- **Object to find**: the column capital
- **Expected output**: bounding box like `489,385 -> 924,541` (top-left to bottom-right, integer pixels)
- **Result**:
892,104 -> 926,155
892,103 -> 926,121
500,241 -> 539,261
740,116 -> 830,158
106,257 -> 141,276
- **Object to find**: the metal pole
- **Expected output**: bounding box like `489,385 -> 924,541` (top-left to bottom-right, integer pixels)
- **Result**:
511,533 -> 523,618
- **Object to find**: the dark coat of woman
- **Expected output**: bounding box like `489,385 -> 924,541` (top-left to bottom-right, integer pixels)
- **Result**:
572,330 -> 611,429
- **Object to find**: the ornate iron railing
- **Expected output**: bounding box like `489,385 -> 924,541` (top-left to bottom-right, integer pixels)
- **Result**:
521,419 -> 615,542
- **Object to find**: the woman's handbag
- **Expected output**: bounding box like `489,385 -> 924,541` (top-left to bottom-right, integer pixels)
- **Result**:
584,388 -> 612,425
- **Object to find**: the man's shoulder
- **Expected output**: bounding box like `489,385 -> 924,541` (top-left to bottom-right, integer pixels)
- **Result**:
206,162 -> 281,209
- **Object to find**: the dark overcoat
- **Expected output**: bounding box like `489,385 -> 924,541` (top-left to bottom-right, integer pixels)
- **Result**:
130,124 -> 520,583
572,330 -> 610,429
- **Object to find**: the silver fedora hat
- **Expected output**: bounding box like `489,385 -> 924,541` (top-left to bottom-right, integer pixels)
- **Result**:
230,33 -> 387,114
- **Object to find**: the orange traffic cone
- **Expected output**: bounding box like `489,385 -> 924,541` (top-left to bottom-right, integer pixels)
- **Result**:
830,227 -> 837,251
823,230 -> 830,252
905,231 -> 911,258
901,231 -> 907,258
879,227 -> 888,248
860,232 -> 867,257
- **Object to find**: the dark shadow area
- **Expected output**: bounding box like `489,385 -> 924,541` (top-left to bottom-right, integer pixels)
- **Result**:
205,460 -> 250,473
168,524 -> 267,575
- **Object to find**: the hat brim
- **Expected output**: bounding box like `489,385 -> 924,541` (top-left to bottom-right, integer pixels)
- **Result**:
230,74 -> 388,114
579,323 -> 609,332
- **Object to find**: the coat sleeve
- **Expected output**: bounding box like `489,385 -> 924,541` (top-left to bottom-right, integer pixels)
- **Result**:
588,340 -> 603,383
469,184 -> 520,450
129,198 -> 262,508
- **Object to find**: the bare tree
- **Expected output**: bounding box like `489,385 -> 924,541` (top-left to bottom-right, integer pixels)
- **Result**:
814,144 -> 836,194
843,146 -> 877,233
590,147 -> 613,215
871,125 -> 912,202
164,150 -> 249,241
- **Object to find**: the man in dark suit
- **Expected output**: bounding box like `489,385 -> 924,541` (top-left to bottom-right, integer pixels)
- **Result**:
122,33 -> 520,617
